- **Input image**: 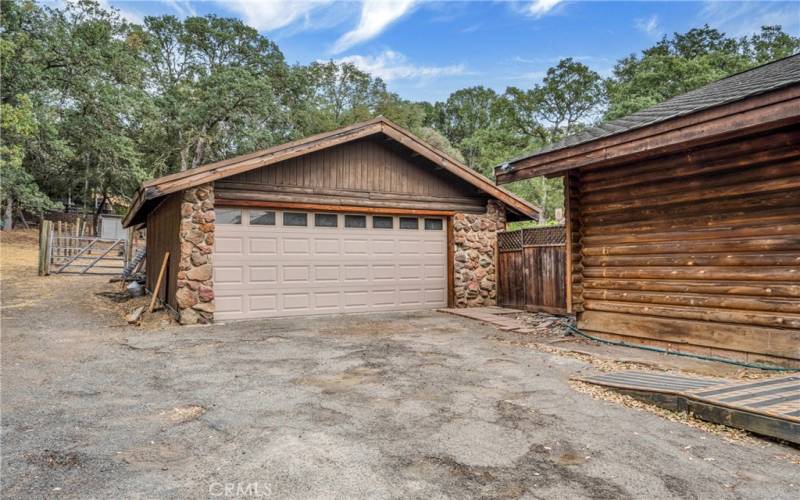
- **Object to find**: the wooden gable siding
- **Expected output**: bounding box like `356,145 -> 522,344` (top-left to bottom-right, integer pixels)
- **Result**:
146,192 -> 181,310
570,124 -> 800,366
215,137 -> 488,212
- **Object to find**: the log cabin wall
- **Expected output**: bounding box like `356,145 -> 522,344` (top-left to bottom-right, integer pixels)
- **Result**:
145,192 -> 181,311
571,124 -> 800,367
215,136 -> 489,212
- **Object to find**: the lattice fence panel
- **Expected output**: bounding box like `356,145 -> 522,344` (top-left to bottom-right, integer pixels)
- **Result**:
523,226 -> 566,246
498,230 -> 523,252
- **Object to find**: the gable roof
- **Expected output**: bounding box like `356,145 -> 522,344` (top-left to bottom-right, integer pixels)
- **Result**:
124,117 -> 539,227
497,53 -> 800,180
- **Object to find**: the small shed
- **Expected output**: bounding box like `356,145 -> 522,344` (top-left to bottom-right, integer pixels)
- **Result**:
124,117 -> 539,324
496,55 -> 800,367
98,214 -> 126,240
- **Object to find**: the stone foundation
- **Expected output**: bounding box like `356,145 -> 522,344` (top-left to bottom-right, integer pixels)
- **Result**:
453,201 -> 506,307
176,184 -> 215,324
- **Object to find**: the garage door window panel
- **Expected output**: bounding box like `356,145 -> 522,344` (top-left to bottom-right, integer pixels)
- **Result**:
345,215 -> 367,228
424,218 -> 443,230
399,217 -> 419,230
373,216 -> 393,229
315,213 -> 338,227
250,210 -> 275,226
284,212 -> 308,227
217,208 -> 242,224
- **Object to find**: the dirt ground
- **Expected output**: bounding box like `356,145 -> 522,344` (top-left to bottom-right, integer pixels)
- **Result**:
1,230 -> 798,498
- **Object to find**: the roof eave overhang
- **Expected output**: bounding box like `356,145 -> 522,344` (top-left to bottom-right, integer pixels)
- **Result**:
495,85 -> 800,184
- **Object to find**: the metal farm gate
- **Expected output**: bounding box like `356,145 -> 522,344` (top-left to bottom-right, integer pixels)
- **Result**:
497,226 -> 567,314
38,219 -> 131,276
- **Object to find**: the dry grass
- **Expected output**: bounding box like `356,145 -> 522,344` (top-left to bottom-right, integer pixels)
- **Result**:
0,229 -> 67,311
165,404 -> 206,423
0,228 -> 175,329
0,229 -> 40,279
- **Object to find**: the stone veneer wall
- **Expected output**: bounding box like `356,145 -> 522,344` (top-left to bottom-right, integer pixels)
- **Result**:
175,183 -> 215,324
453,200 -> 506,307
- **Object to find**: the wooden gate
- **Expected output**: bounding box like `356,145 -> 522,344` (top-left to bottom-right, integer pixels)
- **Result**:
497,226 -> 567,314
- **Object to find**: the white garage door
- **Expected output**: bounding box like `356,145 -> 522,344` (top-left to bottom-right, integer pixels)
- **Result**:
213,207 -> 447,320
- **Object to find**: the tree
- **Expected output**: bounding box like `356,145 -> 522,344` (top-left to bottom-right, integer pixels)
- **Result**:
287,61 -> 389,137
606,25 -> 799,119
747,25 -> 800,64
413,127 -> 465,163
1,0 -> 150,226
140,14 -> 289,173
0,96 -> 62,228
503,58 -> 605,143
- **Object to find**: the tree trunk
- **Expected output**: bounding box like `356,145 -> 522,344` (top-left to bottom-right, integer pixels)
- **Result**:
180,143 -> 190,171
17,207 -> 30,229
3,194 -> 13,231
93,193 -> 108,235
192,136 -> 206,168
191,125 -> 208,169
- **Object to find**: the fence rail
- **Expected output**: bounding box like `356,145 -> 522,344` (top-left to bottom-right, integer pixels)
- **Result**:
497,226 -> 567,314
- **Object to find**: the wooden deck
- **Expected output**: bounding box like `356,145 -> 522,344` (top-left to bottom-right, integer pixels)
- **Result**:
579,371 -> 800,444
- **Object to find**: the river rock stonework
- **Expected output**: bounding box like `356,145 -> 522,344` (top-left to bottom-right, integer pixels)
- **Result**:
176,183 -> 215,324
453,201 -> 506,307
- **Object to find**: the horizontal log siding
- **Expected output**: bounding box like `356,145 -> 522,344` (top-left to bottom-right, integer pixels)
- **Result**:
215,136 -> 488,211
574,125 -> 800,365
145,192 -> 181,311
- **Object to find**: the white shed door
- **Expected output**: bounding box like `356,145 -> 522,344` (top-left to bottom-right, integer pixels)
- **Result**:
213,208 -> 447,320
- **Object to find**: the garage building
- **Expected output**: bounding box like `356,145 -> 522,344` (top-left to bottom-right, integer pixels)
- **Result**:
123,117 -> 539,324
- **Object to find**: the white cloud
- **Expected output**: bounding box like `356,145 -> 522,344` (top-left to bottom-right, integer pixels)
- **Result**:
332,0 -> 417,54
164,0 -> 197,18
700,0 -> 800,36
635,14 -> 660,36
334,50 -> 465,81
217,0 -> 333,32
525,0 -> 564,18
95,0 -> 144,24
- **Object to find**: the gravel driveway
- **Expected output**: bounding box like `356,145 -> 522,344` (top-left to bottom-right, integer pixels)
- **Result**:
1,268 -> 798,498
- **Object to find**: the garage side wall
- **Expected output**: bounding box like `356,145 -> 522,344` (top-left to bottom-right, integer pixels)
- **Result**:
453,201 -> 506,307
146,193 -> 182,310
176,183 -> 215,324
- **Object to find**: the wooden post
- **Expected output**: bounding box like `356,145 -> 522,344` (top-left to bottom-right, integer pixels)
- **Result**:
46,223 -> 53,275
38,220 -> 46,276
125,227 -> 134,267
148,251 -> 170,313
55,221 -> 61,260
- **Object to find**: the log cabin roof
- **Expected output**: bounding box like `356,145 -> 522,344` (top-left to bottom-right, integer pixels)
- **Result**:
496,53 -> 800,181
124,117 -> 540,227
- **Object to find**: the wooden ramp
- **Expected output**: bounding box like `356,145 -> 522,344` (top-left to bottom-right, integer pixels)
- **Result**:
578,371 -> 800,444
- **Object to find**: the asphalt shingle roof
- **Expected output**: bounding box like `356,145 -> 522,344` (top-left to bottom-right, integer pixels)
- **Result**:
503,53 -> 800,167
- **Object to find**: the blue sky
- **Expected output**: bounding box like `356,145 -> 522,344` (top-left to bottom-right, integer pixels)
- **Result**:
103,1 -> 800,101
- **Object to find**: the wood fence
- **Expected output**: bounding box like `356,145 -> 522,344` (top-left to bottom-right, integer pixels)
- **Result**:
497,226 -> 567,314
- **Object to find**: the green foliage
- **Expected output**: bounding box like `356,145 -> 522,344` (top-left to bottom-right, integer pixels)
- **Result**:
0,95 -> 62,215
606,25 -> 800,120
1,0 -> 796,229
